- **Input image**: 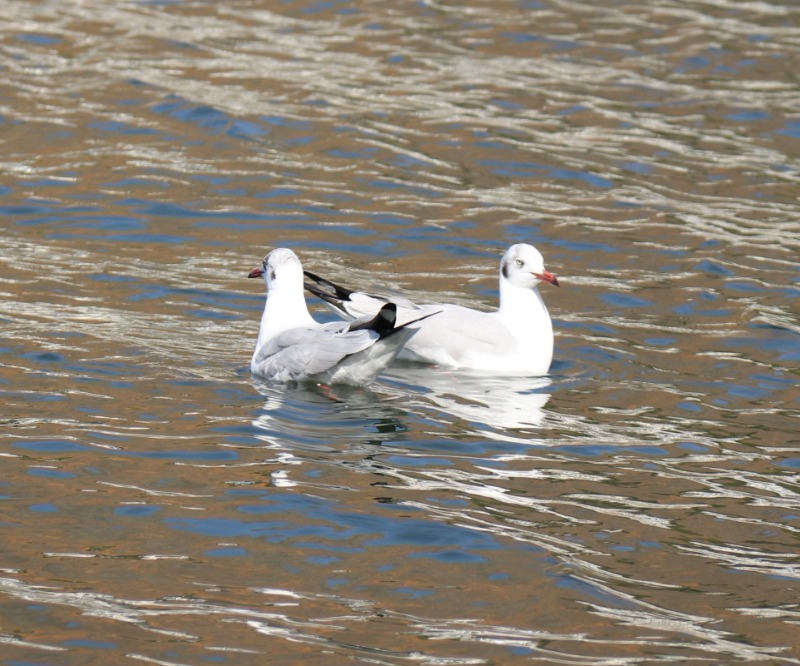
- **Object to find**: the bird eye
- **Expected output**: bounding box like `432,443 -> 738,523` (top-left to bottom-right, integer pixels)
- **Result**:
515,258 -> 524,267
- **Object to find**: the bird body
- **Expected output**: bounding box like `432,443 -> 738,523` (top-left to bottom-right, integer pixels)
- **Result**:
304,244 -> 558,376
249,248 -> 422,385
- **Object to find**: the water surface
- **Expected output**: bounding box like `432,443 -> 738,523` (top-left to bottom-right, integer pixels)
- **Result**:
2,0 -> 799,663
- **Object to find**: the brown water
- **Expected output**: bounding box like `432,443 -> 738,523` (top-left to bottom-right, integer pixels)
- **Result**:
2,0 -> 800,663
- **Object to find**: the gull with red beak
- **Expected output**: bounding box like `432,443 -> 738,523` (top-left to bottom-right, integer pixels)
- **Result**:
304,243 -> 560,376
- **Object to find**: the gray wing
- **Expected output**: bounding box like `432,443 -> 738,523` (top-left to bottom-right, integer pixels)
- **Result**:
252,326 -> 378,380
399,305 -> 516,364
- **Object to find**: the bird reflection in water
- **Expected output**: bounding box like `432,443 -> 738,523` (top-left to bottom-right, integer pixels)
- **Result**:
383,365 -> 552,434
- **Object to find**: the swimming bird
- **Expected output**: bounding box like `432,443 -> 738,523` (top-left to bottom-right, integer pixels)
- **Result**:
248,248 -> 428,385
303,243 -> 559,375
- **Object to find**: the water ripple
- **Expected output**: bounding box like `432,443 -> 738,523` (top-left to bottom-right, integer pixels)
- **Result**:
2,0 -> 799,662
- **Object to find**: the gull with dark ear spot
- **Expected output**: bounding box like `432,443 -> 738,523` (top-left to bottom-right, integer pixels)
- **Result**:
247,248 -> 435,385
304,243 -> 559,376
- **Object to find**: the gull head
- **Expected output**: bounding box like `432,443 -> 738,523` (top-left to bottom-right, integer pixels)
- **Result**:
500,243 -> 559,289
248,248 -> 304,291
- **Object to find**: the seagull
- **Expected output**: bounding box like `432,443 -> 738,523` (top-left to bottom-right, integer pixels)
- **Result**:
303,243 -> 559,376
248,248 -> 430,385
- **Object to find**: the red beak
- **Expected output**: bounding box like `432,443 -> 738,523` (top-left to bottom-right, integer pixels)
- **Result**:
248,267 -> 264,279
535,270 -> 559,287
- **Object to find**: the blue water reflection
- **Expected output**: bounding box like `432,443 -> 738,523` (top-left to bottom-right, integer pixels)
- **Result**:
168,490 -> 500,553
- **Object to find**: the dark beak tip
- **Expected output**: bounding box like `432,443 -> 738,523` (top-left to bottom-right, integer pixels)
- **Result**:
535,271 -> 559,287
248,267 -> 264,279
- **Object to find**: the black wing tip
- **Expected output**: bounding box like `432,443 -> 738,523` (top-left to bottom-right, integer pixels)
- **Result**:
373,303 -> 397,337
303,270 -> 355,301
377,304 -> 442,341
303,279 -> 333,303
378,301 -> 397,318
346,302 -> 397,338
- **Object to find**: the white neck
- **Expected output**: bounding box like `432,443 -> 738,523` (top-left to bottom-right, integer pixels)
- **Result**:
497,276 -> 552,339
254,280 -> 315,355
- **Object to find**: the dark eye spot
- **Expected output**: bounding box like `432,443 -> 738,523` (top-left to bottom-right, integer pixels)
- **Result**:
269,269 -> 277,281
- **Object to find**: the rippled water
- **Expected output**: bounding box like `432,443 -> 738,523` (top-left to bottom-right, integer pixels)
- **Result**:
2,0 -> 800,663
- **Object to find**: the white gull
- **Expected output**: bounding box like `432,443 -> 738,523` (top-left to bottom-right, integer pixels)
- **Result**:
248,248 -> 430,385
303,243 -> 559,376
